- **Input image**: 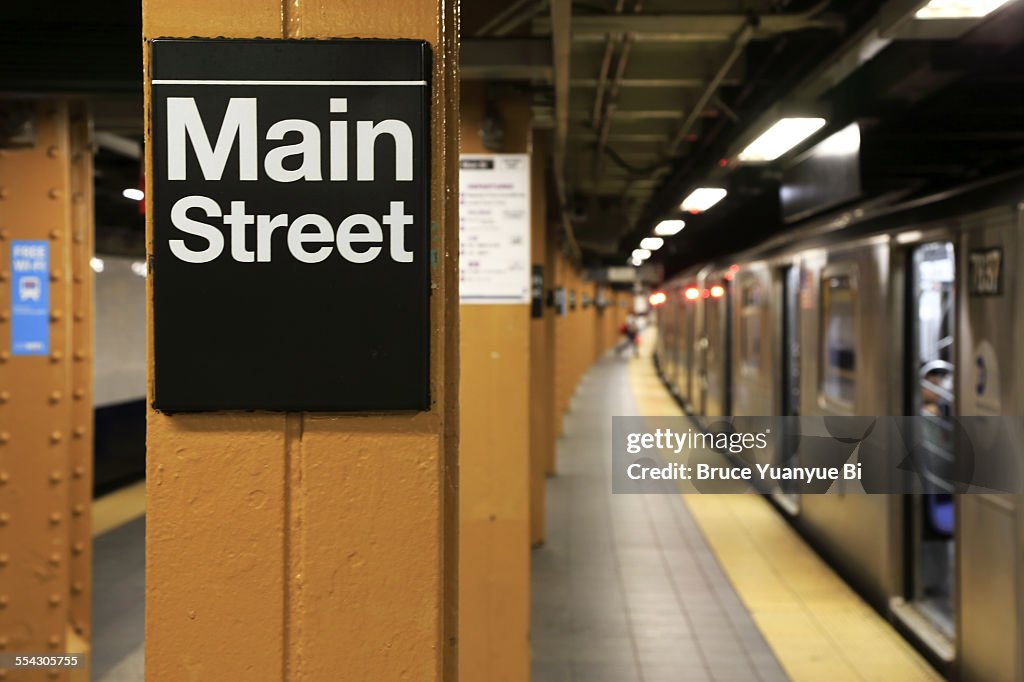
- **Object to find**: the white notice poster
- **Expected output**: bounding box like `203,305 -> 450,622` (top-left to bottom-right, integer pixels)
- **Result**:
459,154 -> 531,304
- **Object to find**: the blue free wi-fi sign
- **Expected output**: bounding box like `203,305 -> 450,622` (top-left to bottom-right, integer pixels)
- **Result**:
10,240 -> 50,355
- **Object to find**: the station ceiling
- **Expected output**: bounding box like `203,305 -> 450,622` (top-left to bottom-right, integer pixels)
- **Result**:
2,0 -> 1023,269
466,0 -> 1024,274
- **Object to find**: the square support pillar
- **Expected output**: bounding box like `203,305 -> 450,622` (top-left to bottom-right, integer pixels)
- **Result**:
142,2 -> 460,680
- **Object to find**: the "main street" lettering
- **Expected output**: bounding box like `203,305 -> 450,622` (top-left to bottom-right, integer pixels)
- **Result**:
166,97 -> 413,182
163,95 -> 419,264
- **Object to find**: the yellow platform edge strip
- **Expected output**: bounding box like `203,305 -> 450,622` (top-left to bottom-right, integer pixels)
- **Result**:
626,338 -> 942,682
92,480 -> 146,537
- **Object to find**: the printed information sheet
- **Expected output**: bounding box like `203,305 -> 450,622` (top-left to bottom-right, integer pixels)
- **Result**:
459,154 -> 531,304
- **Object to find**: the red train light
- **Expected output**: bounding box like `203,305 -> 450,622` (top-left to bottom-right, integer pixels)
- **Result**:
710,285 -> 725,298
684,287 -> 700,301
649,291 -> 667,306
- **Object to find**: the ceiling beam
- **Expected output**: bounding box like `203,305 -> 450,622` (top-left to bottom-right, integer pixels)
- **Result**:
534,12 -> 842,42
460,38 -> 552,81
569,132 -> 667,142
570,77 -> 740,88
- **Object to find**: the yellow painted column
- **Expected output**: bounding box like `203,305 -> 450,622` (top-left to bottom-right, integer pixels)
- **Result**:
0,101 -> 94,682
458,81 -> 531,682
142,3 -> 460,681
552,250 -> 565,433
528,136 -> 552,547
554,251 -> 573,425
542,231 -> 560,476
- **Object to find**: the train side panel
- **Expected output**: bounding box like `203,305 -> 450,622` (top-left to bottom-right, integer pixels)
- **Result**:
956,207 -> 1020,682
793,241 -> 897,610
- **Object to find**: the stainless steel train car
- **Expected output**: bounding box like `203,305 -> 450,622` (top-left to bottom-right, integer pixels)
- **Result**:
653,171 -> 1024,682
93,255 -> 147,493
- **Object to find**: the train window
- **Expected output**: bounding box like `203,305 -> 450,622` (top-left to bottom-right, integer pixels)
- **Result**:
821,272 -> 857,406
738,280 -> 763,372
911,242 -> 955,419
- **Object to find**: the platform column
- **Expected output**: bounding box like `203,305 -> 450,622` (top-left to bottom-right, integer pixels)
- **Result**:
528,136 -> 553,547
141,2 -> 460,681
458,81 -> 531,681
0,100 -> 94,682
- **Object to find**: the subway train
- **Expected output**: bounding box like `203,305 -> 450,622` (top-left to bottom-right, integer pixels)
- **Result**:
653,170 -> 1023,681
92,255 -> 147,494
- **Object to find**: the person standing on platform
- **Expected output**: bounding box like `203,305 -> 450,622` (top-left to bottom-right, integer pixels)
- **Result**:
617,314 -> 640,358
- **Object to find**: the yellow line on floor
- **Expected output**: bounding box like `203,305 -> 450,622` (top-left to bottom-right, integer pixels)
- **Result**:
626,333 -> 941,682
92,480 -> 146,537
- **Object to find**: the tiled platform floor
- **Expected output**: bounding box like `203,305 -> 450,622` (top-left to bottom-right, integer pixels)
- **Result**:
91,486 -> 145,682
531,353 -> 789,682
628,338 -> 941,682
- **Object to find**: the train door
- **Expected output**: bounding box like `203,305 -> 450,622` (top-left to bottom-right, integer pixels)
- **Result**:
781,265 -> 801,417
701,279 -> 732,416
678,293 -> 693,402
905,240 -> 957,640
670,293 -> 683,389
776,265 -> 801,510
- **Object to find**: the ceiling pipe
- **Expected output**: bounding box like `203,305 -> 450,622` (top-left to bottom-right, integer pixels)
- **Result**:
594,33 -> 635,180
590,0 -> 626,129
491,1 -> 550,37
593,1 -> 642,187
666,19 -> 756,156
548,0 -> 583,262
476,0 -> 538,36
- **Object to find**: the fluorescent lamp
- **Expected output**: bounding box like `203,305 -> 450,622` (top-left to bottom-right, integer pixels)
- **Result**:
654,219 -> 685,236
632,248 -> 651,261
131,261 -> 148,277
738,118 -> 827,162
814,124 -> 860,158
122,188 -> 144,201
915,0 -> 1011,18
631,257 -> 644,267
681,188 -> 727,213
640,237 -> 664,251
90,257 -> 105,273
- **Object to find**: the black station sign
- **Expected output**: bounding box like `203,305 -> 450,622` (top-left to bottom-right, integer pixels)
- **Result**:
150,39 -> 431,412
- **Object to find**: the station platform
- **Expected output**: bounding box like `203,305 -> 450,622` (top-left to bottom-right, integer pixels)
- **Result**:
86,342 -> 942,682
91,483 -> 146,681
531,337 -> 941,682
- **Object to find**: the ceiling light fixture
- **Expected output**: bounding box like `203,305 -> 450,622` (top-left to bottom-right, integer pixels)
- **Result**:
738,118 -> 827,162
122,188 -> 144,201
632,248 -> 652,261
639,237 -> 664,251
915,0 -> 1012,18
654,219 -> 685,236
680,188 -> 727,214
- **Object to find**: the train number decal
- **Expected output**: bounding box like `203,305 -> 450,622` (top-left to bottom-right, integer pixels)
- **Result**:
967,247 -> 1002,296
